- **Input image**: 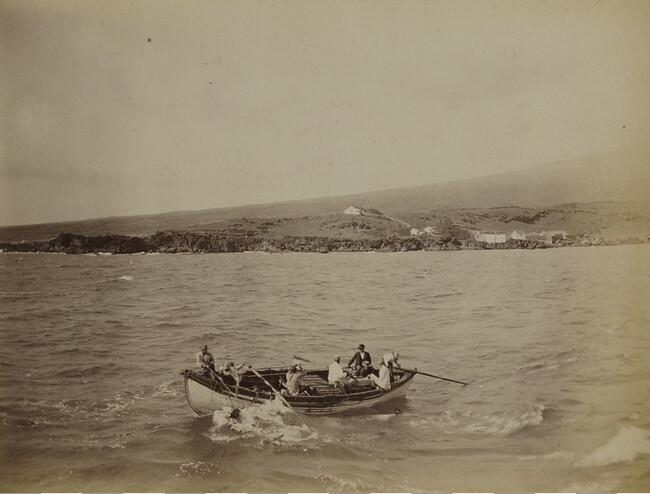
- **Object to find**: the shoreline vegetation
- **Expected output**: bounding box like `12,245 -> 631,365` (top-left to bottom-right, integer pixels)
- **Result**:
0,230 -> 646,255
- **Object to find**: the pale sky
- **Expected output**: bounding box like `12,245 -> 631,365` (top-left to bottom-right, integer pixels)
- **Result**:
1,0 -> 649,226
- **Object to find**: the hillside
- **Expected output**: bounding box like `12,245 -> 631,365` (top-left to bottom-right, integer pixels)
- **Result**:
1,147 -> 648,243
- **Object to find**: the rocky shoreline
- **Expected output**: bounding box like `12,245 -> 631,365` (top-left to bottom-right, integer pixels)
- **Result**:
1,230 -> 643,255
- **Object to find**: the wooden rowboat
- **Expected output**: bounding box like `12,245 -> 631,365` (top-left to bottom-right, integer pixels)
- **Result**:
182,367 -> 416,415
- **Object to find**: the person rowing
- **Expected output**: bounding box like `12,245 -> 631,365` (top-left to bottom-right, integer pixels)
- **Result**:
223,361 -> 250,391
196,344 -> 216,376
382,351 -> 401,381
283,362 -> 307,396
283,362 -> 317,396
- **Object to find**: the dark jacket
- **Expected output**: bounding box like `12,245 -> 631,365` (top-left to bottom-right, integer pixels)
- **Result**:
348,350 -> 371,368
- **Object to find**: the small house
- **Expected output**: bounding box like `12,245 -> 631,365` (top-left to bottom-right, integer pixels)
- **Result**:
475,232 -> 507,243
510,230 -> 527,240
410,228 -> 423,236
344,206 -> 365,216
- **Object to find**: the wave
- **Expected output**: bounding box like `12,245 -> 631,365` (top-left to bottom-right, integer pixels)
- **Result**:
517,349 -> 580,373
463,403 -> 547,436
178,461 -> 216,477
18,387 -> 146,420
311,472 -> 368,492
432,291 -> 464,298
577,425 -> 650,467
151,380 -> 183,398
118,275 -> 134,281
207,401 -> 316,445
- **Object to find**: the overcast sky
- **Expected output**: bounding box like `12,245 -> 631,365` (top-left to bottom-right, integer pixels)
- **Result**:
1,0 -> 648,226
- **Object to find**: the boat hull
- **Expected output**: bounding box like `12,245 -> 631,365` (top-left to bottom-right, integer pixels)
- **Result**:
182,368 -> 415,415
184,376 -> 263,413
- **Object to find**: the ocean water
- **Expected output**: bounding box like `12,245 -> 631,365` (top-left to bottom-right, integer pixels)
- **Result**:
1,245 -> 649,493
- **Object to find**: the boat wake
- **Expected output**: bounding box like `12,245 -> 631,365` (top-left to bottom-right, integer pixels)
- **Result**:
207,401 -> 316,445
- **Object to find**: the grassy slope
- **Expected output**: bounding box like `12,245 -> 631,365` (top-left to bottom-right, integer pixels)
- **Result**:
1,147 -> 648,243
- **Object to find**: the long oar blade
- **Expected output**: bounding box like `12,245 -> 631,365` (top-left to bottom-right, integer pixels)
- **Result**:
404,368 -> 468,386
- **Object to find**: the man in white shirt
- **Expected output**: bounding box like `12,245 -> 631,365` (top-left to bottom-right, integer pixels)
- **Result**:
382,351 -> 401,382
369,361 -> 391,391
328,355 -> 346,387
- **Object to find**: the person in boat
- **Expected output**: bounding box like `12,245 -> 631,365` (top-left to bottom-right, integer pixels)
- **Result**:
196,345 -> 216,375
284,362 -> 305,395
382,351 -> 401,382
283,362 -> 316,396
348,344 -> 371,377
328,355 -> 348,388
223,361 -> 250,390
358,359 -> 376,378
369,360 -> 391,391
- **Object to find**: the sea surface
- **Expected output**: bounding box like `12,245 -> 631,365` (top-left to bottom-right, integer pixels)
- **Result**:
1,245 -> 649,493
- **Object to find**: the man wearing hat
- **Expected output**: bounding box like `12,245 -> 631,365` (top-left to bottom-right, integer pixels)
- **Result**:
196,344 -> 216,375
347,344 -> 372,377
284,362 -> 308,396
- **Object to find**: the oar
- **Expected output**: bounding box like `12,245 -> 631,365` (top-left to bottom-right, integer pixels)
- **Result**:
403,368 -> 469,386
208,368 -> 239,409
210,368 -> 235,394
292,354 -> 311,363
243,361 -> 312,431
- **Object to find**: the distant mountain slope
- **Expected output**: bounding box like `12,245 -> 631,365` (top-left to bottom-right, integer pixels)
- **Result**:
355,147 -> 648,212
1,147 -> 647,242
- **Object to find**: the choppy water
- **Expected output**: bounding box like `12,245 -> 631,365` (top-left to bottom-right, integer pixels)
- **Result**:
1,245 -> 649,492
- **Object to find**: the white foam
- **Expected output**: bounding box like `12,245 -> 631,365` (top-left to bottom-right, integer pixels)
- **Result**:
464,403 -> 546,435
313,472 -> 364,492
577,425 -> 650,467
208,401 -> 316,444
368,413 -> 395,422
151,381 -> 182,398
178,461 -> 216,476
119,275 -> 134,281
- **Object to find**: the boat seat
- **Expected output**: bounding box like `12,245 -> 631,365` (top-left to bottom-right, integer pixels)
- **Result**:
302,374 -> 346,396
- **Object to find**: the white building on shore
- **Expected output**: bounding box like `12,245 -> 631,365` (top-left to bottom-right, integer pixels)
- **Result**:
344,206 -> 365,216
475,232 -> 508,243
